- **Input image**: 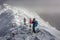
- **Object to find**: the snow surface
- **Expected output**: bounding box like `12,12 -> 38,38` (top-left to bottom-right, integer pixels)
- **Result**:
0,4 -> 60,40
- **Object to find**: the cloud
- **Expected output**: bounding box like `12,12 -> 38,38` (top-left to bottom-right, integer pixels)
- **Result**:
0,0 -> 7,5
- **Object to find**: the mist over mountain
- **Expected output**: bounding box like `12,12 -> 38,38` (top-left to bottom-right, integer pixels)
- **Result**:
38,13 -> 60,30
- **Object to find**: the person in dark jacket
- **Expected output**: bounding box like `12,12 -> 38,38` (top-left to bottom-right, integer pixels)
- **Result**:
32,18 -> 38,33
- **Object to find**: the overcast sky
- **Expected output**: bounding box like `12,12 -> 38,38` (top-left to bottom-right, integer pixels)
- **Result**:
0,0 -> 60,13
3,0 -> 60,13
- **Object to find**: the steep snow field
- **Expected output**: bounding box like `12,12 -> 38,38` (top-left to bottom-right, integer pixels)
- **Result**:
0,4 -> 60,40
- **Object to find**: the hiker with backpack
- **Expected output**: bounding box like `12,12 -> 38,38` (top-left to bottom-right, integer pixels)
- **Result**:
32,18 -> 38,33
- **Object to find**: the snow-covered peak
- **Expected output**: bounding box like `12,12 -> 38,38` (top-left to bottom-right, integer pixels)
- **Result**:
2,4 -> 50,26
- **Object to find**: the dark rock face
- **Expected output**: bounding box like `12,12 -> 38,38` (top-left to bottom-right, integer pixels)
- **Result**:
0,9 -> 14,36
50,38 -> 55,40
34,37 -> 39,40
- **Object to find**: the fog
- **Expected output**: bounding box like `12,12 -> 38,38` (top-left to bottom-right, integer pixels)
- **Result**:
0,0 -> 60,30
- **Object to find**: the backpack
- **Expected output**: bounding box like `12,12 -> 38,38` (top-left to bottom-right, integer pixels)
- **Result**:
35,21 -> 38,27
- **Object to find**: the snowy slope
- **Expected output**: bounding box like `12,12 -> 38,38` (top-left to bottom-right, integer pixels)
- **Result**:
0,4 -> 60,40
1,25 -> 60,40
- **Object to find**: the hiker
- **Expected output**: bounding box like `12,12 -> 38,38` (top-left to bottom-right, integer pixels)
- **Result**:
32,18 -> 38,33
29,18 -> 32,27
24,18 -> 26,25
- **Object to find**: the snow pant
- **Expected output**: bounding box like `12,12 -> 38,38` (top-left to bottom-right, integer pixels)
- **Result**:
29,24 -> 31,27
32,26 -> 36,33
24,22 -> 26,25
